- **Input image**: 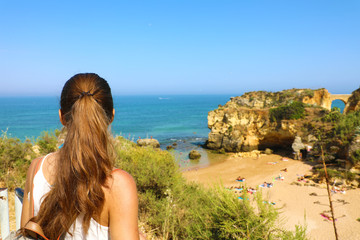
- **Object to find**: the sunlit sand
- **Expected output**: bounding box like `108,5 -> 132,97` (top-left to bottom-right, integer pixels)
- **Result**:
183,153 -> 360,240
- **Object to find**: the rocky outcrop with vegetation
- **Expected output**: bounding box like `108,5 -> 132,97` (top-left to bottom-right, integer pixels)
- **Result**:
344,88 -> 360,113
229,88 -> 331,109
207,88 -> 330,152
207,87 -> 360,185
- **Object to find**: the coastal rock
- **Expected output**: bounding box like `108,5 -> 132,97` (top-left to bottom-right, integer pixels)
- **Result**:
137,138 -> 160,148
307,134 -> 317,142
264,148 -> 273,155
206,88 -> 330,152
32,145 -> 40,154
292,136 -> 305,160
229,88 -> 331,110
189,150 -> 201,159
348,135 -> 360,166
292,136 -> 305,152
344,88 -> 360,114
235,150 -> 261,158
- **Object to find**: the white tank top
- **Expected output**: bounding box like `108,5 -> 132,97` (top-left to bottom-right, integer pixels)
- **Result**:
32,154 -> 109,240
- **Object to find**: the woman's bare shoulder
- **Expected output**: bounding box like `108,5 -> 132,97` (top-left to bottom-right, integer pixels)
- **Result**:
106,169 -> 139,239
109,169 -> 137,194
106,169 -> 138,217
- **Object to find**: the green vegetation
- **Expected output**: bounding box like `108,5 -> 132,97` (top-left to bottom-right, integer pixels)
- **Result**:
321,108 -> 342,123
342,170 -> 357,182
313,168 -> 356,182
37,130 -> 60,154
303,89 -> 314,98
0,129 -> 62,189
0,131 -> 35,189
227,125 -> 233,134
350,149 -> 360,165
1,132 -> 307,239
334,111 -> 360,141
269,101 -> 305,122
114,136 -> 307,239
314,168 -> 342,179
211,148 -> 226,154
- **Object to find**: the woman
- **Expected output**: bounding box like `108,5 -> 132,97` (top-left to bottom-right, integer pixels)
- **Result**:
21,73 -> 140,239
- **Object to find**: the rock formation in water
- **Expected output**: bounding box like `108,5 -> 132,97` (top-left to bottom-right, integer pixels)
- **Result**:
206,88 -> 332,152
137,138 -> 160,148
189,150 -> 201,159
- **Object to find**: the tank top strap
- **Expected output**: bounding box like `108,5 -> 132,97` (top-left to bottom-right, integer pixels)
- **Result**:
38,153 -> 52,173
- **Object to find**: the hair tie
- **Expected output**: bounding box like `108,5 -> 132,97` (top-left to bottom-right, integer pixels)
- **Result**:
78,91 -> 94,99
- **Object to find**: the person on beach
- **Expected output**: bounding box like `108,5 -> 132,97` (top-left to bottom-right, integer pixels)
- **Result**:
21,73 -> 141,239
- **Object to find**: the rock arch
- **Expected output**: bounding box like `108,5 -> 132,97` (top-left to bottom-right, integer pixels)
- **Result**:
329,94 -> 351,111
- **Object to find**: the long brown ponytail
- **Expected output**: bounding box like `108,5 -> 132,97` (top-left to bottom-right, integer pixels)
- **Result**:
34,73 -> 114,239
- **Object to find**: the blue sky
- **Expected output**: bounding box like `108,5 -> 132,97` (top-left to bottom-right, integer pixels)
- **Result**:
0,0 -> 359,96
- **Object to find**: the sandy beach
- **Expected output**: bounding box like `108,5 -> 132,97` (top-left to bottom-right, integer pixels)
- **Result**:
183,153 -> 360,240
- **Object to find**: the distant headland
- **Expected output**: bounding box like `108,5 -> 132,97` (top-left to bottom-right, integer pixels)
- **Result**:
206,87 -> 360,170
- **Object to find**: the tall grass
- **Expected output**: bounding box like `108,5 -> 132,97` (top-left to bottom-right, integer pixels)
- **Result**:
114,136 -> 308,239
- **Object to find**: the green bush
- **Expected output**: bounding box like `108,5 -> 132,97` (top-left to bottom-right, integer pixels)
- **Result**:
303,89 -> 314,98
270,101 -> 305,122
343,171 -> 356,182
1,133 -> 307,239
278,224 -> 308,240
114,136 -> 181,199
334,111 -> 360,141
314,168 -> 342,180
0,132 -> 35,189
37,130 -> 59,154
350,149 -> 360,165
321,109 -> 342,123
114,136 -> 307,239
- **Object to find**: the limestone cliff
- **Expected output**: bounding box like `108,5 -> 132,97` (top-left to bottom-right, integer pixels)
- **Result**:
207,88 -> 330,152
229,88 -> 331,109
344,88 -> 360,114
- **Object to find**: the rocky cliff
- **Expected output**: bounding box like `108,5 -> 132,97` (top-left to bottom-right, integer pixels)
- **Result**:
344,88 -> 360,114
206,88 -> 331,152
229,88 -> 331,109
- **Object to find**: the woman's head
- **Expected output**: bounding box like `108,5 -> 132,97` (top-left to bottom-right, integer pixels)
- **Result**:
60,73 -> 114,124
34,73 -> 115,238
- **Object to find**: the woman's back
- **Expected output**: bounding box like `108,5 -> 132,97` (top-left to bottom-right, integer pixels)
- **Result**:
33,153 -> 108,239
21,73 -> 140,240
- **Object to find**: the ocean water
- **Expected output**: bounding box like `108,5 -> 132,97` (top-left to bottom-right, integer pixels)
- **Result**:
331,99 -> 346,113
0,95 -> 233,167
0,96 -> 346,168
0,95 -> 232,141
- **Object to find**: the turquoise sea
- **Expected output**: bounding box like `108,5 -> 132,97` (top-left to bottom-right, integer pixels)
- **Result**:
0,96 -> 346,168
0,95 -> 233,167
0,95 -> 232,141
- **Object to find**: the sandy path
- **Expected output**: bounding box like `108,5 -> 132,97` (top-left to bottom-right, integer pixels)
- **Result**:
182,154 -> 360,240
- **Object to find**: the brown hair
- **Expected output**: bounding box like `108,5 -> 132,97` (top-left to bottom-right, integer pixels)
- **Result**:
34,73 -> 114,239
